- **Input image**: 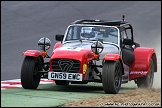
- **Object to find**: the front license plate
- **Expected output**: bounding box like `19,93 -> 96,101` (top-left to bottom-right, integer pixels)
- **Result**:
48,72 -> 82,81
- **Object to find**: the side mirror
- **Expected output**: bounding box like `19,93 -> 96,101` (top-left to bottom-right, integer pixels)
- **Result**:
123,38 -> 133,45
134,42 -> 140,47
55,34 -> 64,41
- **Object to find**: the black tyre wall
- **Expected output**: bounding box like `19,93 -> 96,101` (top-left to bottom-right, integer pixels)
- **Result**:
21,56 -> 41,89
102,60 -> 122,94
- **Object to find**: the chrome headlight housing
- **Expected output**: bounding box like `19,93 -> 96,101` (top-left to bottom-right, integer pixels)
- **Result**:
38,37 -> 51,51
91,41 -> 104,55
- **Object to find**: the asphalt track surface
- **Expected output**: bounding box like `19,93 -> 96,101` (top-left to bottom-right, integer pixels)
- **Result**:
1,1 -> 161,107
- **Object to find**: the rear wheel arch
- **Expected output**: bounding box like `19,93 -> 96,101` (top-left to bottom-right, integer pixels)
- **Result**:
136,57 -> 154,88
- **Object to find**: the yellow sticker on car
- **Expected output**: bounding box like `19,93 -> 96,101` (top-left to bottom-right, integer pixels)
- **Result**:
83,64 -> 87,74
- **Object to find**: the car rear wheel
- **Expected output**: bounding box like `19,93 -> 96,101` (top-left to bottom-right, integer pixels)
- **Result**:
136,58 -> 154,88
55,80 -> 69,86
102,60 -> 122,94
21,56 -> 42,89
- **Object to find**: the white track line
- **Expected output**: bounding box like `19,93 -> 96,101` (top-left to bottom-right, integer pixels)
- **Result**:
1,79 -> 54,90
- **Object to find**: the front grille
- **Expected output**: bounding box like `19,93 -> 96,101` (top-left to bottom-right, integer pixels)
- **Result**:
52,59 -> 80,73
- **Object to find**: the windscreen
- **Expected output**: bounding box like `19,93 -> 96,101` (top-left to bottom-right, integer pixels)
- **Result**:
65,25 -> 118,44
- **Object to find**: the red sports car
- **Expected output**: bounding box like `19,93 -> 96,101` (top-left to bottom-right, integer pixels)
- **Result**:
21,16 -> 157,94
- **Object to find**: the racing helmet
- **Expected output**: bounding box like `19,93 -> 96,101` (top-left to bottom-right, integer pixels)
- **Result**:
80,27 -> 95,38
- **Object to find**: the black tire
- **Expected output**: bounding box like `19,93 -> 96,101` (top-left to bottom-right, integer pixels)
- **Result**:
136,58 -> 154,88
55,80 -> 69,86
102,60 -> 122,94
21,56 -> 41,89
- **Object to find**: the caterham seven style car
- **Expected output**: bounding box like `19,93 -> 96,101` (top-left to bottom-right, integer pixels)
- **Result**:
21,16 -> 157,94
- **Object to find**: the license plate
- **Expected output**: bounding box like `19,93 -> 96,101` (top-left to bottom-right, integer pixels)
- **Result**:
48,72 -> 82,81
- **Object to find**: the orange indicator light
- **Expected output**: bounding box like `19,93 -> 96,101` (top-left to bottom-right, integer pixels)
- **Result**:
42,51 -> 47,57
22,52 -> 24,56
94,54 -> 99,59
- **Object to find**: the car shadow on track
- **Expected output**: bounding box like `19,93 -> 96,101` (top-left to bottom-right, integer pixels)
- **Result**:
37,82 -> 104,94
36,82 -> 137,94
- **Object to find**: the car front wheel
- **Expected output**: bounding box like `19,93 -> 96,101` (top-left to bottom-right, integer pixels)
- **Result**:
102,60 -> 122,94
21,56 -> 42,89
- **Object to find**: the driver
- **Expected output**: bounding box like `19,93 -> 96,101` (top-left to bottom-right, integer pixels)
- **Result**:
80,27 -> 95,40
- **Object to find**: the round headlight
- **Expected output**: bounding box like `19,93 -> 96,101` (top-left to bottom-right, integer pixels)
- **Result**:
91,41 -> 104,54
38,37 -> 51,51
